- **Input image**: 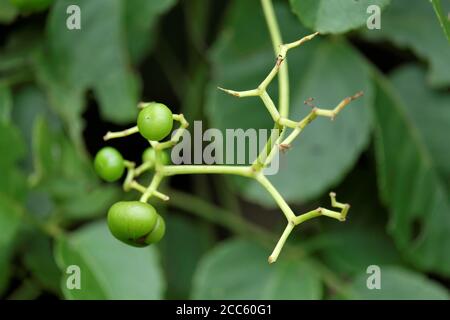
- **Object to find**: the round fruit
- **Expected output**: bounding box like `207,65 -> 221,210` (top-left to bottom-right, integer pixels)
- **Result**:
94,147 -> 125,182
144,215 -> 165,244
142,148 -> 170,166
107,201 -> 165,247
137,103 -> 173,141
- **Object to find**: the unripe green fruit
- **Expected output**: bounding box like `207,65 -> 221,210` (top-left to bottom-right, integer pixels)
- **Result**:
137,103 -> 173,141
142,148 -> 171,166
94,147 -> 125,182
107,201 -> 165,247
144,215 -> 165,244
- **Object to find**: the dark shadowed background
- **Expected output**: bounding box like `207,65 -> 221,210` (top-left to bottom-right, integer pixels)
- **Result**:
0,0 -> 449,300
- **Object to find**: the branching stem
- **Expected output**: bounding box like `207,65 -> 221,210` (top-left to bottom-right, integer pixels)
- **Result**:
102,0 -> 362,264
104,126 -> 139,141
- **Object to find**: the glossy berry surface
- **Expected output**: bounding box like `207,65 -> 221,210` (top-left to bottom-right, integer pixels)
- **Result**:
137,103 -> 173,141
107,201 -> 165,247
94,147 -> 125,182
142,147 -> 171,166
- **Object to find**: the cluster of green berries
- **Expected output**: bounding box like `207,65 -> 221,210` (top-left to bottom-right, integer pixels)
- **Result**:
93,103 -> 173,247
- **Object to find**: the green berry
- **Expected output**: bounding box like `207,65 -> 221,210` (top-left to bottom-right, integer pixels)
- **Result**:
94,147 -> 125,182
144,215 -> 165,244
107,201 -> 166,247
137,103 -> 173,141
142,147 -> 171,166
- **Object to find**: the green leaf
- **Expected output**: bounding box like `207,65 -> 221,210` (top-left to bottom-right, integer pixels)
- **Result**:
390,65 -> 450,192
25,190 -> 54,222
0,0 -> 18,24
32,115 -> 83,186
160,215 -> 214,299
0,195 -> 23,295
124,0 -> 177,63
13,87 -> 114,222
7,279 -> 42,300
55,221 -> 165,299
29,114 -> 92,189
182,58 -> 209,121
0,93 -> 27,293
192,239 -> 322,299
9,0 -> 54,13
184,0 -> 210,50
30,115 -> 120,220
61,185 -> 120,220
32,49 -> 84,142
23,232 -> 61,294
30,115 -> 59,183
0,27 -> 43,69
430,0 -> 450,42
373,72 -> 450,276
289,0 -> 390,34
40,0 -> 140,124
349,266 -> 449,299
0,123 -> 24,172
318,225 -> 403,276
0,84 -> 12,123
206,1 -> 373,206
12,86 -> 59,149
33,0 -> 175,132
0,121 -> 26,201
13,88 -> 76,215
362,0 -> 450,87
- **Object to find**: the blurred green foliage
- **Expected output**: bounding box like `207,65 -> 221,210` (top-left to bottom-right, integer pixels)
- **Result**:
0,0 -> 449,300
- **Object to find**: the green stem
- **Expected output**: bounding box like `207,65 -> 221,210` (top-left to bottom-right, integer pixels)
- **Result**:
252,123 -> 282,170
260,90 -> 280,122
140,173 -> 164,203
252,0 -> 289,172
134,161 -> 153,176
103,126 -> 139,141
260,0 -> 283,54
159,165 -> 300,225
268,222 -> 294,264
168,189 -> 353,298
260,0 -> 289,117
161,165 -> 253,178
255,173 -> 296,221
